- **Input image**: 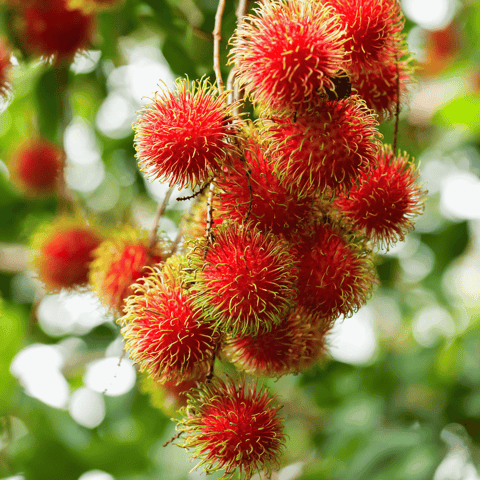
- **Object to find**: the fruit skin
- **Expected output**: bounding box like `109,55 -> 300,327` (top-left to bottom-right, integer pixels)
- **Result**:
89,227 -> 170,313
334,144 -> 426,249
230,0 -> 348,114
20,0 -> 94,62
134,78 -> 238,190
119,262 -> 217,384
31,217 -> 102,291
186,221 -> 298,337
263,98 -> 380,197
177,377 -> 285,480
293,219 -> 377,320
9,139 -> 64,196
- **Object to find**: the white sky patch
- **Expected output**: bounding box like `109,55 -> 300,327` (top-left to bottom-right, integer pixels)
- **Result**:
327,307 -> 378,365
84,357 -> 136,397
10,344 -> 70,408
402,0 -> 457,30
71,50 -> 102,75
440,171 -> 480,220
412,305 -> 456,348
96,93 -> 136,139
69,387 -> 106,429
78,471 -> 115,480
64,118 -> 102,166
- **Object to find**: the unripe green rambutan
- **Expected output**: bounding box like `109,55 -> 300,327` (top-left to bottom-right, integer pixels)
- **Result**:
176,377 -> 285,480
119,261 -> 218,384
186,222 -> 298,337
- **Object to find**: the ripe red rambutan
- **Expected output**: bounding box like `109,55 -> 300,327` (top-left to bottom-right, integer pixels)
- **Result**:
350,51 -> 414,119
89,228 -> 170,313
216,126 -> 314,236
134,78 -> 238,190
230,0 -> 348,113
224,309 -> 332,377
334,144 -> 426,248
0,38 -> 12,99
9,139 -> 63,196
187,222 -> 298,337
325,0 -> 404,69
31,217 -> 102,291
293,219 -> 377,319
20,0 -> 94,61
177,378 -> 285,480
263,98 -> 379,197
119,263 -> 217,384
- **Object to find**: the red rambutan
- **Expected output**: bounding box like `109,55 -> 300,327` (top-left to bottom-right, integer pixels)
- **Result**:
89,228 -> 170,313
177,378 -> 285,480
230,0 -> 348,113
264,98 -> 380,197
294,219 -> 377,319
134,78 -> 238,190
119,263 -> 217,384
20,0 -> 94,61
0,38 -> 12,99
334,144 -> 426,248
216,127 -> 313,236
31,217 -> 102,291
9,138 -> 63,196
187,222 -> 298,337
325,0 -> 404,69
224,308 -> 332,378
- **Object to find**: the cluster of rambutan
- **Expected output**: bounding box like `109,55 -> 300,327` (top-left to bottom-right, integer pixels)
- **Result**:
25,0 -> 426,478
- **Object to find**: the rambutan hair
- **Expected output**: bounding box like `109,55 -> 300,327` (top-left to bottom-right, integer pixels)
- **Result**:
293,219 -> 377,320
31,217 -> 102,292
230,0 -> 348,113
20,0 -> 94,61
186,221 -> 298,337
120,262 -> 217,384
89,227 -> 170,313
9,138 -> 64,196
134,78 -> 238,190
325,0 -> 404,69
177,377 -> 285,480
215,125 -> 314,236
224,308 -> 332,378
263,98 -> 380,197
334,144 -> 426,248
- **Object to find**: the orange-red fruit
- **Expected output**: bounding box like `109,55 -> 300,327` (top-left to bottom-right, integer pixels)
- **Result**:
31,219 -> 102,291
177,378 -> 285,480
334,144 -> 426,248
230,0 -> 348,113
10,139 -> 63,196
325,0 -> 404,69
120,265 -> 217,384
89,229 -> 169,313
294,220 -> 376,319
134,79 -> 237,189
21,0 -> 94,61
224,309 -> 331,377
264,98 -> 379,197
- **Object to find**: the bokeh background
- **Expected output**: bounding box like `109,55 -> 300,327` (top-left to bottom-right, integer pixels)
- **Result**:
1,0 -> 480,479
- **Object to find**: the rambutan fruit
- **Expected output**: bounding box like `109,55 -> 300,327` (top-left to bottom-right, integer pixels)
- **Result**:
224,308 -> 332,378
134,78 -> 238,190
0,38 -> 12,99
186,222 -> 298,337
230,0 -> 348,114
20,0 -> 94,62
263,98 -> 380,197
215,127 -> 314,236
177,378 -> 285,480
119,263 -> 217,384
325,0 -> 404,69
89,228 -> 170,313
31,217 -> 102,291
334,144 -> 426,248
9,138 -> 63,196
293,219 -> 377,320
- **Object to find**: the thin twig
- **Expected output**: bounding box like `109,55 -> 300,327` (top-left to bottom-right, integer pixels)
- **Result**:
231,0 -> 250,105
393,55 -> 400,154
204,180 -> 216,258
149,186 -> 175,251
163,431 -> 182,447
213,0 -> 226,93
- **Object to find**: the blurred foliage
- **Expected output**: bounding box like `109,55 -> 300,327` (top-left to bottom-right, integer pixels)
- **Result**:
1,0 -> 480,479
